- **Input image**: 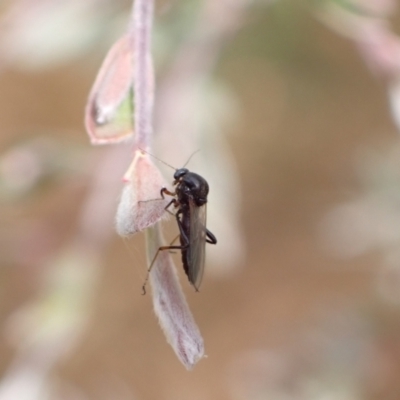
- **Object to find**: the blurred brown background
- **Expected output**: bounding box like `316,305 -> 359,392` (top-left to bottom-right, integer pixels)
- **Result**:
1,1 -> 400,400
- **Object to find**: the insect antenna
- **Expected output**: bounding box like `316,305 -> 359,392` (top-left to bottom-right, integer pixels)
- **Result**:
138,147 -> 177,171
182,149 -> 200,168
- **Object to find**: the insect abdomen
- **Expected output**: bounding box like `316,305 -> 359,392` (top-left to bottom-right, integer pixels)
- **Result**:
179,209 -> 192,281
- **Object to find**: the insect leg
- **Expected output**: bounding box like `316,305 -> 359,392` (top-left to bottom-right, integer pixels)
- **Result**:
168,234 -> 181,254
142,213 -> 189,295
142,243 -> 185,295
205,229 -> 217,245
139,197 -> 176,217
138,188 -> 176,205
160,187 -> 176,198
162,199 -> 180,223
169,234 -> 180,245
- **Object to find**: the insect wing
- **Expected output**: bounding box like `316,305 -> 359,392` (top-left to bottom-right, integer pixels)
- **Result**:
188,199 -> 207,290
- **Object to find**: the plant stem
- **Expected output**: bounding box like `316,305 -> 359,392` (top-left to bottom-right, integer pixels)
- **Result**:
132,0 -> 154,150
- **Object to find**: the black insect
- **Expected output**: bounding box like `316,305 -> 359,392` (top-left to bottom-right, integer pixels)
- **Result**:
142,166 -> 217,294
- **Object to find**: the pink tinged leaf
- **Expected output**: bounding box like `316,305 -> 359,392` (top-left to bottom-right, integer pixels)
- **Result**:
85,34 -> 135,145
115,151 -> 170,235
146,226 -> 204,369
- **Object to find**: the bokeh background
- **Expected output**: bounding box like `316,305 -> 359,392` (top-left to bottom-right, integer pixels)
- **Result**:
1,1 -> 400,399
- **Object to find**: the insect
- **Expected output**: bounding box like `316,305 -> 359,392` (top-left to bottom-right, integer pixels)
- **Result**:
142,158 -> 217,294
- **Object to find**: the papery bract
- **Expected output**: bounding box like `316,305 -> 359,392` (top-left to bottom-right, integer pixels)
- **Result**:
85,34 -> 134,144
146,226 -> 204,369
85,33 -> 155,145
115,150 -> 170,235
